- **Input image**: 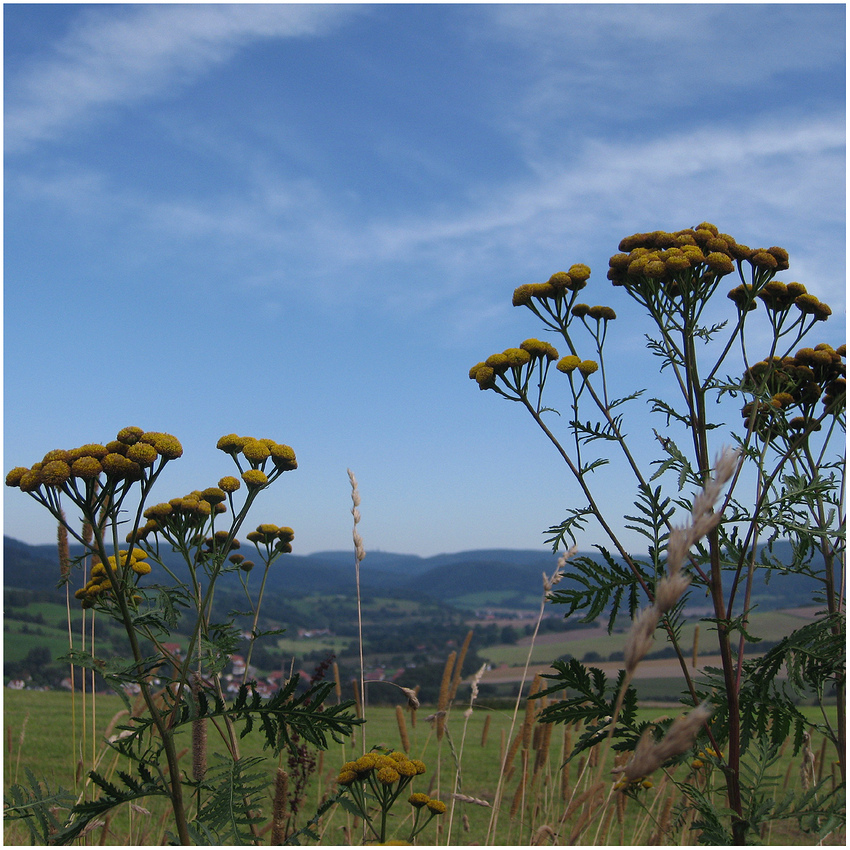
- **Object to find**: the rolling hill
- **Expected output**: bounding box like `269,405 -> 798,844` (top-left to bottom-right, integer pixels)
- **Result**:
3,535 -> 834,612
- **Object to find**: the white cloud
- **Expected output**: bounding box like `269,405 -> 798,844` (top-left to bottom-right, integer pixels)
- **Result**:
8,97 -> 844,315
362,112 -> 845,257
5,4 -> 360,152
471,4 -> 845,159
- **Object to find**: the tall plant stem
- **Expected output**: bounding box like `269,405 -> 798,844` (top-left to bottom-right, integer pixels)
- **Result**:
521,397 -> 705,707
805,443 -> 846,782
686,332 -> 746,844
355,559 -> 366,756
90,519 -> 192,845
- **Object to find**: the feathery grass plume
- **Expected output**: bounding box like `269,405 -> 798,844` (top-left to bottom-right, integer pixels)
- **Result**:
533,719 -> 554,778
449,630 -> 473,702
13,714 -> 29,785
481,714 -> 491,748
410,685 -> 420,728
347,469 -> 367,751
351,678 -> 363,719
509,750 -> 529,818
531,824 -> 556,845
395,705 -> 410,753
598,450 -> 739,784
332,662 -> 342,703
270,768 -> 289,845
624,605 -> 661,674
452,793 -> 490,807
816,735 -> 828,782
800,731 -> 815,790
436,651 -> 456,741
619,702 -> 713,783
522,674 -> 543,749
191,676 -> 207,783
399,685 -> 420,710
57,515 -> 70,578
560,725 -> 573,801
502,728 -> 524,778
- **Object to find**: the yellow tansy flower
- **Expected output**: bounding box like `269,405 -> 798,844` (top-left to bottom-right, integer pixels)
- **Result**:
242,470 -> 269,489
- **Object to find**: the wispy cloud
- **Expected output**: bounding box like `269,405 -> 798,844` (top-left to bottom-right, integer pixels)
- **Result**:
5,4 -> 359,152
473,4 -> 845,158
10,107 -> 843,319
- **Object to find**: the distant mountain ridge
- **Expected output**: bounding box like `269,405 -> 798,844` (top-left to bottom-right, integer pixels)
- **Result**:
2,535 -> 830,611
3,535 -> 560,599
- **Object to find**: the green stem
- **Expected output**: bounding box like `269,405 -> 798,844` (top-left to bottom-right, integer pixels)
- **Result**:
90,517 -> 192,845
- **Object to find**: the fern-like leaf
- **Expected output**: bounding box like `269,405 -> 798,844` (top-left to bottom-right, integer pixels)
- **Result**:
3,768 -> 76,845
194,754 -> 268,845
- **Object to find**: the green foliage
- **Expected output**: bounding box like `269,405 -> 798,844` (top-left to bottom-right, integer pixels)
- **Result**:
192,754 -> 269,845
535,660 -> 645,757
4,430 -> 360,844
53,765 -> 168,844
3,768 -> 76,845
546,546 -> 650,630
470,222 -> 846,843
675,736 -> 845,844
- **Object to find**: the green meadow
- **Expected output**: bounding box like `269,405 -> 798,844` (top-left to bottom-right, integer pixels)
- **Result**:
4,690 -> 841,845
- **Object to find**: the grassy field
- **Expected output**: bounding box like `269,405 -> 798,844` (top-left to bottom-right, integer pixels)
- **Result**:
479,609 -> 819,667
4,689 -> 842,845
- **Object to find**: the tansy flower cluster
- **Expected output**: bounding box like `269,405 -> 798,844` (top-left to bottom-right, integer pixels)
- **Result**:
613,775 -> 654,792
336,751 -> 442,843
728,279 -> 832,323
215,434 -> 297,490
73,549 -> 151,609
740,343 -> 846,439
469,338 -> 559,393
510,265 -> 607,333
607,223 -> 783,293
691,747 -> 722,770
470,337 -> 601,397
5,427 -> 182,497
556,356 -> 599,377
512,265 -> 592,307
246,524 -> 295,555
132,489 -> 228,543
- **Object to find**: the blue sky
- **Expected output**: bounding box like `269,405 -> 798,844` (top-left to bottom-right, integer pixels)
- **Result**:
4,3 -> 845,559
